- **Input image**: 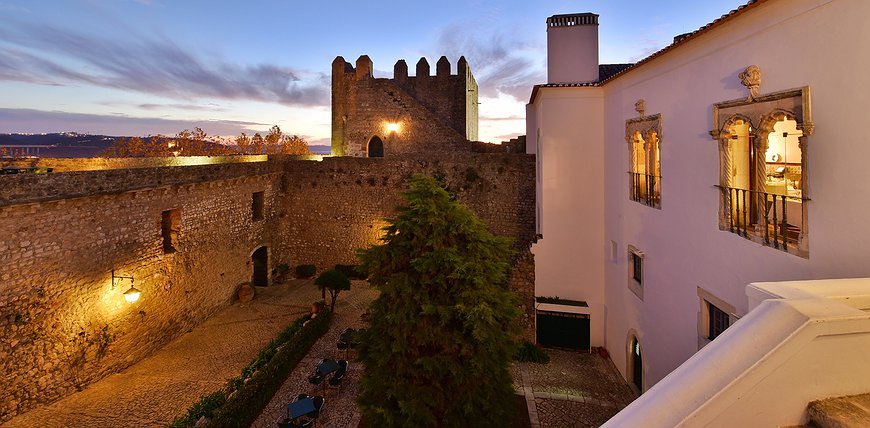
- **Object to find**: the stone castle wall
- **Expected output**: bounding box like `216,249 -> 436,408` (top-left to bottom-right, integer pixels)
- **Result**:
331,55 -> 478,157
1,155 -> 269,172
0,168 -> 285,420
0,153 -> 535,420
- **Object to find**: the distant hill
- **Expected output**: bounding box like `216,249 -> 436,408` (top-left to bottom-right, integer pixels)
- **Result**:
1,133 -> 332,157
0,133 -> 119,157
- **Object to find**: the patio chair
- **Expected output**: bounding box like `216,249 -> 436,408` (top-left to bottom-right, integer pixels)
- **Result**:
307,373 -> 325,385
312,395 -> 325,418
328,360 -> 348,389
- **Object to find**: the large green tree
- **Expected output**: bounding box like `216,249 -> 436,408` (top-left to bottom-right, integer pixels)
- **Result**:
356,175 -> 519,427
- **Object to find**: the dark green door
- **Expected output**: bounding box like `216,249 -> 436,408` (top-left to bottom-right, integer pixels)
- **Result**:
536,311 -> 590,350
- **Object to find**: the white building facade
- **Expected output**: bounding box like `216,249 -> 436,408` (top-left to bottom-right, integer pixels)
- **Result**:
527,0 -> 870,394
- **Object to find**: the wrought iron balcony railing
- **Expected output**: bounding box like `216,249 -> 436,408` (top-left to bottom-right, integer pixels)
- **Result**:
716,185 -> 808,253
630,172 -> 661,208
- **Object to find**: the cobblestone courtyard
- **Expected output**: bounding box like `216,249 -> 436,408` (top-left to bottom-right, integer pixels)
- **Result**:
4,278 -> 634,428
3,279 -> 333,428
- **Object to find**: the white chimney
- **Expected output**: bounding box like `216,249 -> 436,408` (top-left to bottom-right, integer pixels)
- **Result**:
547,13 -> 599,84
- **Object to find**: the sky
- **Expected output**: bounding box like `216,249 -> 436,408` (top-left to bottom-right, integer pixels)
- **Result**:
0,0 -> 747,146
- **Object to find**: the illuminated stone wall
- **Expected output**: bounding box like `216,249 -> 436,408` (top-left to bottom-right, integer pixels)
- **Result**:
0,153 -> 535,420
331,55 -> 478,157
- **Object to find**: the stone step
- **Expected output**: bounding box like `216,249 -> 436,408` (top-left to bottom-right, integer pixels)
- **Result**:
808,393 -> 870,428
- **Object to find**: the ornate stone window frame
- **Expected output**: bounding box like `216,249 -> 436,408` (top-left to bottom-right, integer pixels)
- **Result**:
710,85 -> 813,258
625,112 -> 663,209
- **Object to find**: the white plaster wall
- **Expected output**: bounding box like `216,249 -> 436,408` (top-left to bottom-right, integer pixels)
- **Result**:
529,87 -> 606,345
604,280 -> 870,427
600,0 -> 870,387
547,24 -> 599,84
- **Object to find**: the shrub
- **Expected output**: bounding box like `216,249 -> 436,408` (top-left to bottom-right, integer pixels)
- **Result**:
514,340 -> 550,364
335,264 -> 368,280
294,264 -> 316,278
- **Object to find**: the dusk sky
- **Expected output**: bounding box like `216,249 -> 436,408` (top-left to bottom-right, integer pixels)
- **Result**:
0,1 -> 745,146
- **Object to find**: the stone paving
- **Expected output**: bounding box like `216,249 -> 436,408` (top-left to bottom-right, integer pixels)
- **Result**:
512,350 -> 637,427
4,276 -> 634,428
2,279 -> 335,428
252,281 -> 377,428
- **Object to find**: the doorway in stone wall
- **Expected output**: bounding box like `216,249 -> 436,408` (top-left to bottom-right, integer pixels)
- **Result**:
368,136 -> 384,157
252,246 -> 268,287
630,335 -> 643,393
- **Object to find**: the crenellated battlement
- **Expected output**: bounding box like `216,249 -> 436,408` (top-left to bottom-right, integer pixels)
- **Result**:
333,55 -> 471,80
331,54 -> 478,157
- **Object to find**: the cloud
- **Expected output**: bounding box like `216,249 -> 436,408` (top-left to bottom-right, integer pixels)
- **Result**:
135,103 -> 227,112
0,21 -> 329,107
479,114 -> 524,122
0,108 -> 268,136
434,24 -> 544,102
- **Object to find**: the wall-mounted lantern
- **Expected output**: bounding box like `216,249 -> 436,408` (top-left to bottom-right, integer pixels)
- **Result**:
386,122 -> 400,134
112,270 -> 141,303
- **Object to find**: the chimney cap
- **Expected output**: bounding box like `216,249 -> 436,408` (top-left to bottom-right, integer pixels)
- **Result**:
547,13 -> 598,27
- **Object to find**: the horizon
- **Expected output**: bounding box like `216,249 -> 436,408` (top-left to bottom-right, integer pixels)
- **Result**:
0,1 -> 746,146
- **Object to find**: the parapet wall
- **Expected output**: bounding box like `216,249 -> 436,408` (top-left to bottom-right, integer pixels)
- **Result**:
0,153 -> 535,420
1,155 -> 269,172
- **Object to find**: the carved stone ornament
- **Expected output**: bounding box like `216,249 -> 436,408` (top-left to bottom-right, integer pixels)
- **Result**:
635,99 -> 646,118
739,65 -> 761,101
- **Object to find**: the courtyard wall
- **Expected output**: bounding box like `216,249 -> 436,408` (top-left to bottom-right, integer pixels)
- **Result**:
0,153 -> 535,420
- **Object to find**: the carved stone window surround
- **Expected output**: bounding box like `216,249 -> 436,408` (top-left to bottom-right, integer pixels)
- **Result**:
710,86 -> 813,258
625,113 -> 663,209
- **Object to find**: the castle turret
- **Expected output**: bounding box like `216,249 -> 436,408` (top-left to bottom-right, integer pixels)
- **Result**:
547,13 -> 599,84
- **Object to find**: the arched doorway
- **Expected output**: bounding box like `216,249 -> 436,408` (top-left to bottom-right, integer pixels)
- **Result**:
367,136 -> 384,157
629,335 -> 643,392
252,246 -> 268,287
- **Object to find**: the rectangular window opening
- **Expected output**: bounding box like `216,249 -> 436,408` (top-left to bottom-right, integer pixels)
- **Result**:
631,252 -> 643,285
627,245 -> 644,300
252,191 -> 265,221
162,209 -> 180,253
707,301 -> 730,340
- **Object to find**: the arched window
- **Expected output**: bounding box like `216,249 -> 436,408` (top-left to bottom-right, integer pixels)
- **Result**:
712,86 -> 812,258
367,136 -> 384,158
625,114 -> 662,208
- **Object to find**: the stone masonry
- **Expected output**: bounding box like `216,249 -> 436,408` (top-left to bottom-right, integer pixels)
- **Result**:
331,55 -> 479,157
0,153 -> 535,421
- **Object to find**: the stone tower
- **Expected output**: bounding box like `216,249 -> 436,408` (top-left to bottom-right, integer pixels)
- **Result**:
331,55 -> 479,157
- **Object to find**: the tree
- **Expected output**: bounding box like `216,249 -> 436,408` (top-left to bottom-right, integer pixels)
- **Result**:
280,134 -> 311,155
264,125 -> 282,154
235,133 -> 251,154
251,133 -> 264,154
314,269 -> 351,311
356,175 -> 520,428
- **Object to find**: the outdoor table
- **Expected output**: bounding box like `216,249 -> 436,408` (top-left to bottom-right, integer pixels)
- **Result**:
288,397 -> 316,419
316,359 -> 341,375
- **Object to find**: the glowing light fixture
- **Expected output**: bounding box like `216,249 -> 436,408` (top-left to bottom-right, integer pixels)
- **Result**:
112,270 -> 141,303
386,122 -> 400,133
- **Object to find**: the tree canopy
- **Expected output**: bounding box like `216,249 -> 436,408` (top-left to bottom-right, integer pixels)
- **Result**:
100,125 -> 311,157
314,268 -> 351,311
356,174 -> 519,427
